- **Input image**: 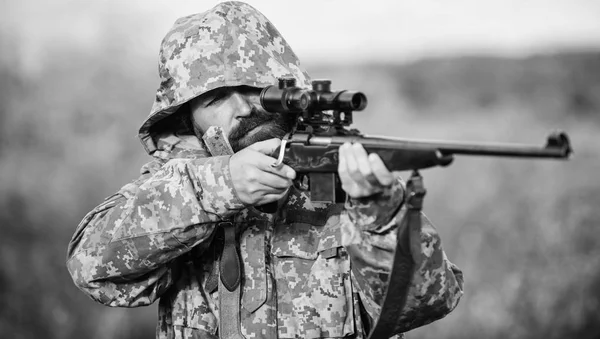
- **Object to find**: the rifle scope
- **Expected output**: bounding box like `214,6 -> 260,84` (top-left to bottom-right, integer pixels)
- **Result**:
260,78 -> 367,113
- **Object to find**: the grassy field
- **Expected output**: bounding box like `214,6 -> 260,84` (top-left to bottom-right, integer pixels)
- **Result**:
0,45 -> 598,338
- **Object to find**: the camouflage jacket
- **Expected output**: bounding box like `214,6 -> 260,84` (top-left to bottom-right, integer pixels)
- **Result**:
67,134 -> 463,339
67,2 -> 463,338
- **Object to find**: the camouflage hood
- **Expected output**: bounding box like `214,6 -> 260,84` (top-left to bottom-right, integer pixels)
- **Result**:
138,1 -> 311,154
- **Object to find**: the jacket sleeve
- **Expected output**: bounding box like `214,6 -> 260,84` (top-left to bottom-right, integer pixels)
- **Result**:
66,155 -> 245,307
341,178 -> 464,333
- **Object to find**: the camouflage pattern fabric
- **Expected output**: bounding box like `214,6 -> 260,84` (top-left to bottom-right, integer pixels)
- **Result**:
67,2 -> 463,338
67,133 -> 463,338
138,1 -> 311,155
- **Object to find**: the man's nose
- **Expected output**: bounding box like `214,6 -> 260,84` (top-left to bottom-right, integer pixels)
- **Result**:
230,93 -> 254,117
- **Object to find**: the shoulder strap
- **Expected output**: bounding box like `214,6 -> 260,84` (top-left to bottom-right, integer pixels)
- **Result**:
368,171 -> 426,339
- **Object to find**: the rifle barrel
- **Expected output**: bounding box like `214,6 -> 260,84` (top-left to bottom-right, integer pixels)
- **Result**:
310,131 -> 572,159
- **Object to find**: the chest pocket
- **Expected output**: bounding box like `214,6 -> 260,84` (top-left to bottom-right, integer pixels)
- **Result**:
271,212 -> 355,339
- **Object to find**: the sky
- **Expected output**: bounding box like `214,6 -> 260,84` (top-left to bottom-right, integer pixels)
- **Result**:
159,0 -> 600,61
2,0 -> 600,71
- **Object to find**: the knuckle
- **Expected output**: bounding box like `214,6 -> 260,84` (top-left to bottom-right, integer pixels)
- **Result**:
246,169 -> 258,182
272,178 -> 286,189
359,164 -> 373,176
349,168 -> 363,180
346,163 -> 357,173
247,185 -> 260,195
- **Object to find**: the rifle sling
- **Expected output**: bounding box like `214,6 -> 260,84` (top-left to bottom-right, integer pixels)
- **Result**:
217,222 -> 245,339
368,171 -> 425,339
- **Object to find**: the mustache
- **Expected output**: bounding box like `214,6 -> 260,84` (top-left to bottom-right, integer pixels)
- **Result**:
228,108 -> 293,151
228,108 -> 276,141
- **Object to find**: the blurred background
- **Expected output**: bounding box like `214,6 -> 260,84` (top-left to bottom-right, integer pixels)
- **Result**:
1,0 -> 599,338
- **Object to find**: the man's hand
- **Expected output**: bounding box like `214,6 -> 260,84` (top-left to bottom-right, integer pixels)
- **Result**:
229,138 -> 296,206
338,142 -> 395,198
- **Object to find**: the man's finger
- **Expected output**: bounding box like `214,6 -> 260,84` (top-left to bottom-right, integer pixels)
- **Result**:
352,143 -> 380,186
255,172 -> 293,190
245,147 -> 296,180
257,188 -> 292,205
248,138 -> 281,155
338,143 -> 356,190
345,143 -> 373,189
257,155 -> 296,179
338,142 -> 348,171
369,153 -> 395,186
270,164 -> 296,180
247,140 -> 295,179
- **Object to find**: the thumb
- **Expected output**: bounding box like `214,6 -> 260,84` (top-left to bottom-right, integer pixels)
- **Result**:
248,138 -> 281,155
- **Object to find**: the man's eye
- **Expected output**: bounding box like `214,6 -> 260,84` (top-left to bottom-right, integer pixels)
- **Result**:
207,89 -> 230,106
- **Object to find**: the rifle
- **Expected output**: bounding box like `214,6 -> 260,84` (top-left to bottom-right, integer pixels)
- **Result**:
259,78 -> 572,338
260,78 -> 572,203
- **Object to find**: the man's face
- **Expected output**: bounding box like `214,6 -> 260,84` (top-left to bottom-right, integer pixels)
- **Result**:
189,86 -> 293,152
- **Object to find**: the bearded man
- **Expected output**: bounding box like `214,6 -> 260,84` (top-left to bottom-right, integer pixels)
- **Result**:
67,2 -> 463,338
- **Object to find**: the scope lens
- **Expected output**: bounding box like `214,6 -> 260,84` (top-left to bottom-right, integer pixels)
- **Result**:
299,93 -> 309,110
350,93 -> 367,110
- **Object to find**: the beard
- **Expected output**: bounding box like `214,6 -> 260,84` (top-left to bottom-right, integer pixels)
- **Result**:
191,107 -> 294,153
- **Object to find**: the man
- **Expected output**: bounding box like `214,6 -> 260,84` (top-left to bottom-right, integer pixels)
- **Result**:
67,2 -> 463,338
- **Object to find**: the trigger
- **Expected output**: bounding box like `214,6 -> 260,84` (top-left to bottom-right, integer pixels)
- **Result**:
271,133 -> 290,168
